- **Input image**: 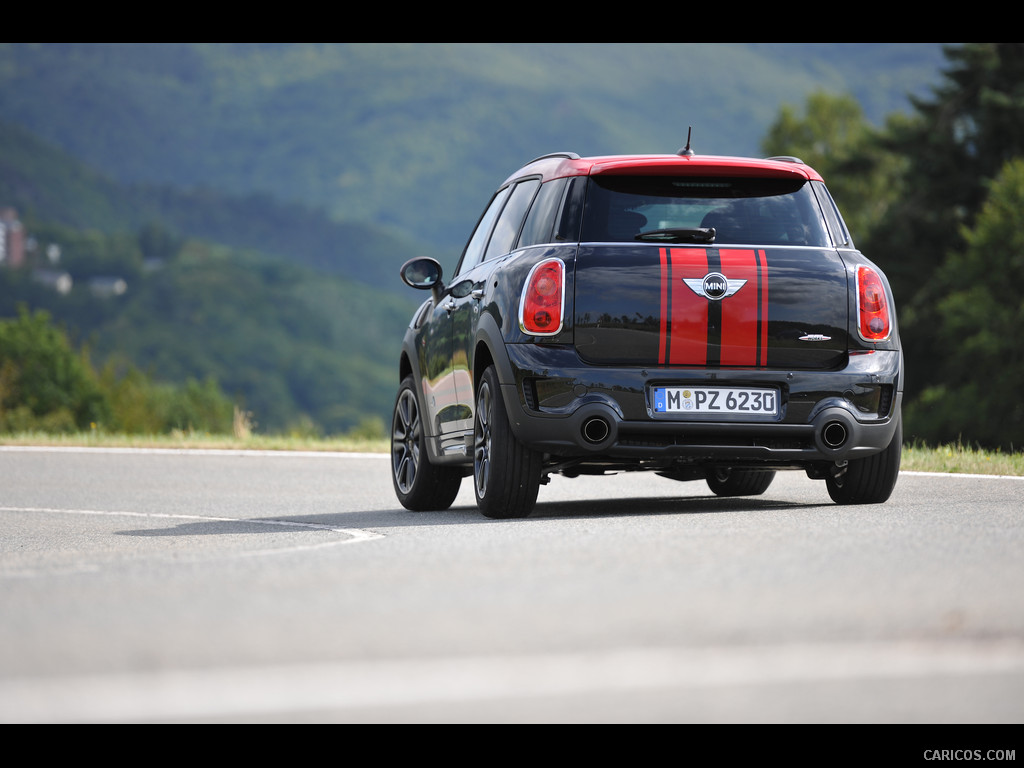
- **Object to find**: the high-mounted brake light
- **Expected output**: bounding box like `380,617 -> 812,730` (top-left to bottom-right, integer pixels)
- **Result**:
520,258 -> 565,336
857,265 -> 890,342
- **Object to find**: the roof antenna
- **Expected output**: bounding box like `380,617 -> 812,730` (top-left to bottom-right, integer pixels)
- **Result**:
677,127 -> 694,157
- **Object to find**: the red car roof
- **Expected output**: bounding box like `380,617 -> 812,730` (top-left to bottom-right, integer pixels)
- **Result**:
504,153 -> 824,186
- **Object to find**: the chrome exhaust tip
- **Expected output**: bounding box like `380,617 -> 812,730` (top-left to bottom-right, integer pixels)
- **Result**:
572,403 -> 620,451
813,407 -> 859,458
581,416 -> 611,444
821,420 -> 849,449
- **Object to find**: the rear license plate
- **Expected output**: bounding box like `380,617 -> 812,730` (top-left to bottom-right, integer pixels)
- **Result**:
652,386 -> 778,416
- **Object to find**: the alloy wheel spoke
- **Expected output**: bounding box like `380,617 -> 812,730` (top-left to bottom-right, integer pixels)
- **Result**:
393,390 -> 421,493
474,384 -> 492,496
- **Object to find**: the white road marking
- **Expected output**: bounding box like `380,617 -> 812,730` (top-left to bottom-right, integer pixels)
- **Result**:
0,506 -> 383,578
901,470 -> 1024,481
1,639 -> 1021,722
0,506 -> 382,541
1,505 -> 374,530
0,445 -> 388,458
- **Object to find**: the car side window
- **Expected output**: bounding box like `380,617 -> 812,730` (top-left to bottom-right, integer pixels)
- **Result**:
812,181 -> 854,248
553,176 -> 586,243
458,185 -> 512,276
484,178 -> 541,261
457,185 -> 512,275
518,177 -> 568,248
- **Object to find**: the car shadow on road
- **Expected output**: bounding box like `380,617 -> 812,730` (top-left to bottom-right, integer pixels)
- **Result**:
526,494 -> 827,520
112,494 -> 828,538
307,494 -> 830,530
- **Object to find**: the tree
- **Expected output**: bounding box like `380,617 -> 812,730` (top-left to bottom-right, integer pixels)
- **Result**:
864,44 -> 1024,403
99,363 -> 235,435
904,157 -> 1024,449
137,221 -> 183,263
0,307 -> 110,431
0,307 -> 237,435
761,90 -> 906,245
761,46 -> 1024,449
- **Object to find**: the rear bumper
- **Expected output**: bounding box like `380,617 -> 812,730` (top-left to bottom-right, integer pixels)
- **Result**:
500,344 -> 902,464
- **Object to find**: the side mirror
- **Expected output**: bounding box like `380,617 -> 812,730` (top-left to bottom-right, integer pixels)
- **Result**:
400,257 -> 443,290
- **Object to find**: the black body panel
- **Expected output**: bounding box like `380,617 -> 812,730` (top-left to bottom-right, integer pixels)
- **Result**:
573,244 -> 850,370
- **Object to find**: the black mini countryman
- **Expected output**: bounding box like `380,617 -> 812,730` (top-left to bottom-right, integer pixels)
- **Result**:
391,149 -> 903,518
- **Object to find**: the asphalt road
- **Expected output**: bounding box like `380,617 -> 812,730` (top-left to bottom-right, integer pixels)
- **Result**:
1,446 -> 1022,725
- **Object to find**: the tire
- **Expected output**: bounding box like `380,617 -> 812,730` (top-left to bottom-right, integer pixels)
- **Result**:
826,417 -> 902,505
473,366 -> 542,519
706,467 -> 776,497
391,375 -> 462,511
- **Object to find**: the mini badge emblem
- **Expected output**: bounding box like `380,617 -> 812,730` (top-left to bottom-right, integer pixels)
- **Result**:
799,333 -> 832,342
683,272 -> 747,300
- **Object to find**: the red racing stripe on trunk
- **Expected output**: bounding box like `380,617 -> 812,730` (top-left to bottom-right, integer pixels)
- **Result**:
659,249 -> 669,365
660,248 -> 709,366
660,248 -> 770,368
758,249 -> 769,366
719,249 -> 760,366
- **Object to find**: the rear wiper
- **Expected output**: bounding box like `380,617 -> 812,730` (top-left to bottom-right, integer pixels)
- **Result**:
635,227 -> 716,244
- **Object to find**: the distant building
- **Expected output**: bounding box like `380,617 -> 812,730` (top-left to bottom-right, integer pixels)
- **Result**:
88,276 -> 127,298
31,269 -> 73,295
0,208 -> 25,267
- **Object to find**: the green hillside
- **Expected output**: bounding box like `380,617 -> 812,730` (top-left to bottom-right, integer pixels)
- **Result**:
0,43 -> 948,249
0,120 -> 419,434
2,42 -> 978,441
0,226 -> 418,436
0,119 -> 440,289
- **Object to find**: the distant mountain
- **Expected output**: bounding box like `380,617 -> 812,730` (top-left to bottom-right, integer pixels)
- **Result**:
0,119 -> 441,291
0,42 -> 951,251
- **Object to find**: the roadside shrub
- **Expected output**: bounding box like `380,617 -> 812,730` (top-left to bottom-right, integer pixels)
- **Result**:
0,307 -> 110,431
1,307 -> 237,435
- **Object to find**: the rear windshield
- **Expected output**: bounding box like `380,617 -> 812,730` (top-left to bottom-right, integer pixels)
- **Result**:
580,175 -> 831,247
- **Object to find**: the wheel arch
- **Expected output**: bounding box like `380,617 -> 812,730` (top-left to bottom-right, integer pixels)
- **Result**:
472,310 -> 517,391
398,348 -> 415,386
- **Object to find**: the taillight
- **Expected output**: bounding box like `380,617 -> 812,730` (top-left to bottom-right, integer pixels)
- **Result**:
857,265 -> 890,341
520,258 -> 564,336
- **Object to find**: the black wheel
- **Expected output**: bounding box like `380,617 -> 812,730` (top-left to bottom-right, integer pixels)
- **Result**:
473,366 -> 542,519
391,375 -> 462,511
706,467 -> 776,497
826,416 -> 902,505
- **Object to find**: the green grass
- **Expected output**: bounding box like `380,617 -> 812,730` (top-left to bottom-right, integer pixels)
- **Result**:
1,432 -> 1022,476
901,440 -> 1024,476
0,430 -> 390,454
